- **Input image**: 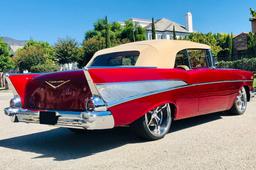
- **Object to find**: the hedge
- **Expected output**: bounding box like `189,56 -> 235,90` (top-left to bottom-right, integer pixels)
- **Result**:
217,58 -> 256,73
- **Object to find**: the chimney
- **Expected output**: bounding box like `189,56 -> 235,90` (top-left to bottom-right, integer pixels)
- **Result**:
185,12 -> 193,32
250,18 -> 256,33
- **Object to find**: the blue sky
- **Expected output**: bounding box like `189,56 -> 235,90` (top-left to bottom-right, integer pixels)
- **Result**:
0,0 -> 255,44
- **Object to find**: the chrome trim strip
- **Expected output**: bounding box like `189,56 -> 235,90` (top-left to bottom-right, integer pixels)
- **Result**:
45,80 -> 71,89
83,68 -> 100,96
189,80 -> 253,86
4,107 -> 114,130
83,68 -> 108,111
96,80 -> 187,107
96,79 -> 253,107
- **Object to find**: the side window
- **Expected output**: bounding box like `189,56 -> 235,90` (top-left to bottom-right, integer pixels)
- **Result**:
90,51 -> 139,67
175,50 -> 189,68
187,49 -> 208,69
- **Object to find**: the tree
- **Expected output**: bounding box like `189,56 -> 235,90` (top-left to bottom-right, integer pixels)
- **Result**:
173,26 -> 177,40
187,32 -> 222,57
85,19 -> 107,40
247,32 -> 256,56
85,30 -> 101,40
0,55 -> 15,72
120,20 -> 146,42
227,33 -> 233,60
135,26 -> 146,41
151,18 -> 156,40
84,17 -> 146,49
105,16 -> 111,48
78,37 -> 105,68
30,59 -> 59,72
54,38 -> 80,64
250,8 -> 256,18
85,18 -> 122,47
0,38 -> 14,72
217,48 -> 230,61
15,40 -> 58,72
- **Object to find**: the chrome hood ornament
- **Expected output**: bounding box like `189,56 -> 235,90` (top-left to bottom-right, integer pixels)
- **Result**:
45,80 -> 71,89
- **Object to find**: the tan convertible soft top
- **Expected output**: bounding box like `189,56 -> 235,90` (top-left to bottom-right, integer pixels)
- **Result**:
87,40 -> 210,68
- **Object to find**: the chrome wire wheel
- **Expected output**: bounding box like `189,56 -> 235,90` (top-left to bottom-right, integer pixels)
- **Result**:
144,103 -> 172,137
235,87 -> 247,113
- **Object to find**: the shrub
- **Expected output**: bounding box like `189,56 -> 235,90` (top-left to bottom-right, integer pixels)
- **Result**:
217,58 -> 256,72
30,60 -> 59,73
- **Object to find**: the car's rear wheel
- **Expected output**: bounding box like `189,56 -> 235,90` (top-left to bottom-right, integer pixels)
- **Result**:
228,87 -> 247,115
132,103 -> 172,140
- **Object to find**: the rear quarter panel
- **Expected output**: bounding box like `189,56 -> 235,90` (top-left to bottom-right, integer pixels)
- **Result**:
89,68 -> 253,127
8,74 -> 40,105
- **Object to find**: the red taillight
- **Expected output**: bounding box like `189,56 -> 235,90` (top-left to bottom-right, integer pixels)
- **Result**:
86,96 -> 107,112
86,99 -> 95,111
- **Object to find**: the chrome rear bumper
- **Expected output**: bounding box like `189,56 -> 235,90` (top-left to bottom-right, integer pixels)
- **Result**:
4,107 -> 115,130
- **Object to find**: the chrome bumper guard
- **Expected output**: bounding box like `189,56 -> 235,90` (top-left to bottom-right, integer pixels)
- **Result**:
4,107 -> 115,130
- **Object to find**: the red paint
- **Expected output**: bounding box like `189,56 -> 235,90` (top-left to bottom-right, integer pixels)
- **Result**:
88,67 -> 253,126
88,68 -> 252,84
8,74 -> 39,105
8,68 -> 253,127
23,71 -> 92,111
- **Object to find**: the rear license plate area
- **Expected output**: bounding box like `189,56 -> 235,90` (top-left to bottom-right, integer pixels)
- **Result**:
40,111 -> 58,125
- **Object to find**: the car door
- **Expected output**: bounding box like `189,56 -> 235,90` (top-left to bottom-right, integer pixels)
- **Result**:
186,49 -> 230,115
173,50 -> 199,119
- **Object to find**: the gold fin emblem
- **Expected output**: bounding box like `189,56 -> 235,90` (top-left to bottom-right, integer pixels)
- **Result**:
45,80 -> 71,89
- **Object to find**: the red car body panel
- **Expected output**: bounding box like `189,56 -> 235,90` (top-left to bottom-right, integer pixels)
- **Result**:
88,67 -> 253,126
108,81 -> 247,126
8,74 -> 39,105
23,71 -> 92,111
8,67 -> 253,127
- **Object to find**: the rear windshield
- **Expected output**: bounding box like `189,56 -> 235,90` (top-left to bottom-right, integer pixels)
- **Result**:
90,51 -> 140,67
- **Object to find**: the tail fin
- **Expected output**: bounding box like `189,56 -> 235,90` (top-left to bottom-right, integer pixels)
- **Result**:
7,74 -> 40,104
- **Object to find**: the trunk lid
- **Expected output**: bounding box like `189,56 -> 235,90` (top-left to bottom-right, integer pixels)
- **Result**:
24,70 -> 92,111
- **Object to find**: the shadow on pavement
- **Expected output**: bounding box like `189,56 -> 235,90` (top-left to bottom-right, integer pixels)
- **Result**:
0,127 -> 142,161
171,112 -> 224,132
0,112 -> 226,161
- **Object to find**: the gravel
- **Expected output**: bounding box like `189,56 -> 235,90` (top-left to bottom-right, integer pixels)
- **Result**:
0,92 -> 256,170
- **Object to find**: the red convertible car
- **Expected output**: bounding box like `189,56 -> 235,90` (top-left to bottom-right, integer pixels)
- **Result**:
4,40 -> 254,140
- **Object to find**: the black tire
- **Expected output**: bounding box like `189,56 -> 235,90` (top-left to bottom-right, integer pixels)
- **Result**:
228,87 -> 247,115
131,103 -> 172,141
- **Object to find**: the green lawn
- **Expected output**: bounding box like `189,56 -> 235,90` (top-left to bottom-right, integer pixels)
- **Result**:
254,78 -> 256,88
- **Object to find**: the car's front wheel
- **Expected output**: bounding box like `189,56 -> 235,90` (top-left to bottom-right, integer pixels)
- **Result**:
132,103 -> 172,140
228,87 -> 247,115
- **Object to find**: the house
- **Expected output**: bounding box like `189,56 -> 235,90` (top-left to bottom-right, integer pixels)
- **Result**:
233,32 -> 249,59
129,18 -> 151,28
129,12 -> 193,40
250,17 -> 256,33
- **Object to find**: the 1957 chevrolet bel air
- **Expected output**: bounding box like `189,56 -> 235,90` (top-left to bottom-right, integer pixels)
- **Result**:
4,40 -> 254,140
